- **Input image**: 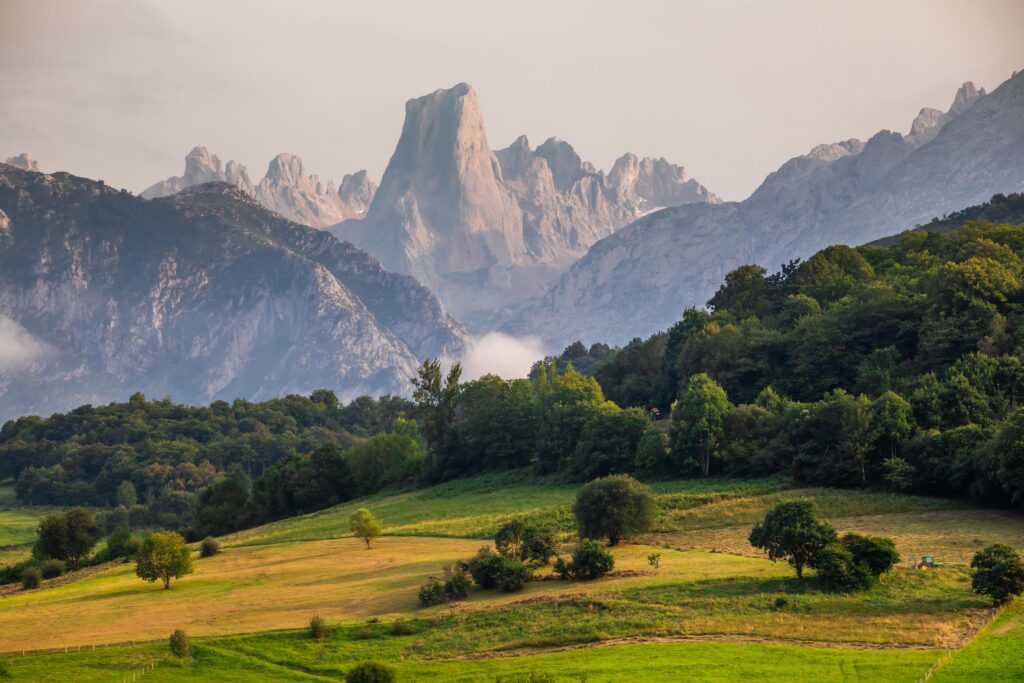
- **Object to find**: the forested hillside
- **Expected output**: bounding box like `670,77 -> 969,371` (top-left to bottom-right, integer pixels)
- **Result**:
5,218 -> 1024,548
591,219 -> 1024,504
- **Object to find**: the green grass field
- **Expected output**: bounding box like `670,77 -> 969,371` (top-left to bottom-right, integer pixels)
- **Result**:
1,473 -> 1022,681
0,484 -> 61,565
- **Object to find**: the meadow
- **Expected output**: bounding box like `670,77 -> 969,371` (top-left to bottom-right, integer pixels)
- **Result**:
1,473 -> 1022,681
0,484 -> 60,565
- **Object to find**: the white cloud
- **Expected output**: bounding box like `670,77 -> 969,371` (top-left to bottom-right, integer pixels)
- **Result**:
460,332 -> 547,381
0,316 -> 51,369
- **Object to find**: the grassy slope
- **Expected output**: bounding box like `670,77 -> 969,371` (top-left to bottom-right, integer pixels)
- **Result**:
226,473 -> 790,547
1,473 -> 1023,680
930,597 -> 1024,682
0,484 -> 60,565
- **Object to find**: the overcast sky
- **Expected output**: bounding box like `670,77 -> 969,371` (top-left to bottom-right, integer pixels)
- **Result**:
2,0 -> 1022,201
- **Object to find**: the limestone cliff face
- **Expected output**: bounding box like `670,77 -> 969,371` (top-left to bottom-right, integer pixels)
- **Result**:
254,153 -> 349,227
0,165 -> 464,419
332,83 -> 717,320
505,74 -> 1024,347
143,148 -> 375,228
338,170 -> 377,217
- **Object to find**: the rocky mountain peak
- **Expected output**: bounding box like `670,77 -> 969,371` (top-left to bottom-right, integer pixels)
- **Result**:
264,153 -> 308,184
338,170 -> 377,216
535,137 -> 583,192
362,82 -> 525,278
333,83 -> 720,320
145,148 -> 372,228
949,81 -> 986,116
4,153 -> 40,172
142,147 -> 255,199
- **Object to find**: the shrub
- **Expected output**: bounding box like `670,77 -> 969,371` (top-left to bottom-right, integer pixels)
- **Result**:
102,526 -> 135,561
346,661 -> 396,683
389,620 -> 416,636
200,537 -> 220,558
816,543 -> 874,593
309,615 -> 328,639
467,546 -> 503,588
647,552 -> 661,570
971,544 -> 1024,604
573,475 -> 656,545
495,556 -> 533,592
21,566 -> 42,589
40,559 -> 65,579
553,557 -> 571,580
774,596 -> 789,610
749,501 -> 837,579
570,540 -> 615,580
495,519 -> 527,558
444,568 -> 471,600
521,527 -> 559,565
169,629 -> 190,657
418,576 -> 447,606
842,533 -> 899,576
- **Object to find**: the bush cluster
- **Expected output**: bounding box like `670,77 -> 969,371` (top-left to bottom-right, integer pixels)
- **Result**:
169,629 -> 190,657
200,537 -> 220,558
346,661 -> 396,683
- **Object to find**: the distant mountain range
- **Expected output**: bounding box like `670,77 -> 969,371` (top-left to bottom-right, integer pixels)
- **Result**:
0,165 -> 464,419
502,71 -> 1024,346
3,68 -> 1022,419
329,83 -> 719,323
142,147 -> 377,228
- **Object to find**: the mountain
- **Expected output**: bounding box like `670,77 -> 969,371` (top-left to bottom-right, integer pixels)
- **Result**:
142,147 -> 376,228
141,146 -> 255,198
0,164 -> 465,419
504,73 -> 1024,347
870,191 -> 1024,247
330,83 -> 717,322
4,153 -> 40,172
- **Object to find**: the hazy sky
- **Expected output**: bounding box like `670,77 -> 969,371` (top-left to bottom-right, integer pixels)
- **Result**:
2,1 -> 1023,201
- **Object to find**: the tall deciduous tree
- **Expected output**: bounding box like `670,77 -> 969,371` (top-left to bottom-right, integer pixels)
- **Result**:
749,501 -> 837,579
573,474 -> 655,546
670,373 -> 731,476
349,508 -> 382,549
412,359 -> 462,453
36,507 -> 101,569
135,531 -> 194,589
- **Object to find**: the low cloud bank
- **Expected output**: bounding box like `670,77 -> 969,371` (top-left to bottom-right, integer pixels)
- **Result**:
460,332 -> 547,381
0,316 -> 51,369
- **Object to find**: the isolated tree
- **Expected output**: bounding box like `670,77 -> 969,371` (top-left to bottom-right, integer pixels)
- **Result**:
349,508 -> 382,549
136,531 -> 195,589
671,373 -> 731,476
412,358 -> 462,452
749,501 -> 837,579
116,480 -> 137,508
971,544 -> 1024,604
573,474 -> 655,546
36,507 -> 101,569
